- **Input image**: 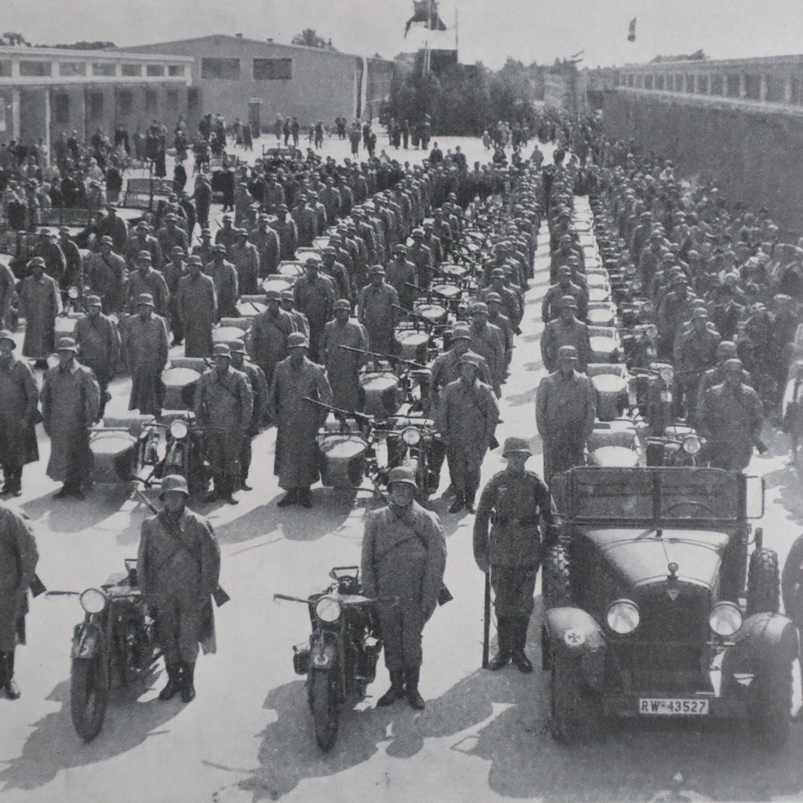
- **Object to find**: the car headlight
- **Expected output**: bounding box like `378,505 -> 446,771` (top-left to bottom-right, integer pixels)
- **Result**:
607,599 -> 640,634
709,601 -> 742,637
659,365 -> 675,382
682,435 -> 702,455
170,420 -> 189,440
645,324 -> 658,340
315,596 -> 342,623
80,588 -> 107,614
401,427 -> 422,446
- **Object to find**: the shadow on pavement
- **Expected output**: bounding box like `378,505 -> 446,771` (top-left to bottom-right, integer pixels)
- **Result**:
0,676 -> 182,792
21,484 -> 135,533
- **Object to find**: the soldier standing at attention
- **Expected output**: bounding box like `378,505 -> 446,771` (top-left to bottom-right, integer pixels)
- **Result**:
137,475 -> 220,703
474,438 -> 558,673
361,466 -> 446,710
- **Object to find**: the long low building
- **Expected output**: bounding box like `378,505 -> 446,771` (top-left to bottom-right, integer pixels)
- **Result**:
0,45 -> 194,147
121,34 -> 394,135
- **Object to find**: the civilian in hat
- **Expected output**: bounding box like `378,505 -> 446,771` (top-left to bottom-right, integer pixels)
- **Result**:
274,204 -> 298,261
468,302 -> 505,395
41,337 -> 100,499
536,345 -> 597,483
72,295 -> 120,420
540,296 -> 591,373
357,265 -> 399,354
0,331 -> 39,496
85,235 -> 126,314
292,258 -> 336,363
121,294 -> 169,417
228,339 -> 267,490
206,245 -> 239,320
700,358 -> 764,471
474,437 -> 558,672
267,332 -> 333,508
321,299 -> 368,410
437,353 -> 499,513
137,474 -> 220,703
361,465 -> 446,710
249,216 -> 281,278
280,289 -> 309,339
126,250 -> 170,319
19,257 -> 61,367
194,343 -> 253,504
387,243 -> 417,311
0,500 -> 39,699
32,228 -> 66,285
250,289 -> 296,385
96,204 -> 129,253
57,226 -> 83,293
228,228 -> 260,295
177,256 -> 217,357
124,221 -> 164,271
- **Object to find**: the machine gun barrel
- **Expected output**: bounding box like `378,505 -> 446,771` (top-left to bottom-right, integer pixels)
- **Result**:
301,396 -> 374,426
337,345 -> 427,371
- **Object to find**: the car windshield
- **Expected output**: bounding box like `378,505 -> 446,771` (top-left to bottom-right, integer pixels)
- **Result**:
555,467 -> 739,522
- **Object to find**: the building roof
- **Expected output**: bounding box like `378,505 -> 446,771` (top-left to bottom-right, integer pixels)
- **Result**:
121,34 -> 370,62
0,44 -> 193,62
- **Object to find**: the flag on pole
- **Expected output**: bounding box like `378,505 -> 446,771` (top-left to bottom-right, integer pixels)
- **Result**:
628,18 -> 637,42
405,0 -> 448,37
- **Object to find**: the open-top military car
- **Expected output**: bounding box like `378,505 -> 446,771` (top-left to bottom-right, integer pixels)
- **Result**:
542,466 -> 797,749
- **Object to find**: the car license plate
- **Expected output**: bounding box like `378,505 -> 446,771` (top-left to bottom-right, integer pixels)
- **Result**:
639,698 -> 709,715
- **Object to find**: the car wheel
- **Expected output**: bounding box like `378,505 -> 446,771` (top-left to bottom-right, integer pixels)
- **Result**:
543,544 -> 572,609
749,659 -> 793,751
549,650 -> 585,743
747,548 -> 780,616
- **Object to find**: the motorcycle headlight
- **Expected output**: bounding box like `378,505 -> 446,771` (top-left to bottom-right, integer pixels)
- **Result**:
80,588 -> 107,614
659,365 -> 675,383
68,285 -> 80,300
46,353 -> 60,370
315,596 -> 342,623
632,280 -> 643,292
682,434 -> 702,455
709,601 -> 742,637
645,324 -> 658,340
607,599 -> 640,634
401,427 -> 422,446
170,420 -> 189,440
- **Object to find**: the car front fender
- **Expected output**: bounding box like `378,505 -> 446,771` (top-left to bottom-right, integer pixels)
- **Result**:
545,607 -> 606,690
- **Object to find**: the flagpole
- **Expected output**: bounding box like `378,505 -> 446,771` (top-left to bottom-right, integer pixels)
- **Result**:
455,8 -> 459,57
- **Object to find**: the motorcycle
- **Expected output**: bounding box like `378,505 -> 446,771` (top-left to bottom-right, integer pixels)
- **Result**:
149,411 -> 208,495
50,559 -> 161,742
379,413 -> 443,500
275,566 -> 385,751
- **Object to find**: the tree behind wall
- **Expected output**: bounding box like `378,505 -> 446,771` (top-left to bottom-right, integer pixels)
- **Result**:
291,29 -> 332,49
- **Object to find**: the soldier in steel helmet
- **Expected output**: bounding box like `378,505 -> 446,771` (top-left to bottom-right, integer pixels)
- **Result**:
361,466 -> 446,710
473,437 -> 558,672
137,475 -> 220,703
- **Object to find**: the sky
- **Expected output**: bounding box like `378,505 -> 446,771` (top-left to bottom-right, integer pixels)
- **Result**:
4,0 -> 803,69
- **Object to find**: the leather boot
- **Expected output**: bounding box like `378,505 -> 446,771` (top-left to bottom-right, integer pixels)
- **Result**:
181,661 -> 196,703
405,667 -> 425,710
298,487 -> 312,508
464,489 -> 477,514
488,618 -> 511,670
3,650 -> 20,699
158,663 -> 183,701
448,493 -> 465,514
221,475 -> 239,505
511,618 -> 533,674
277,489 -> 298,507
376,670 -> 405,707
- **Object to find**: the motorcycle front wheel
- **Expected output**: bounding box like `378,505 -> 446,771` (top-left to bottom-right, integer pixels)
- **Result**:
70,648 -> 109,742
308,669 -> 339,751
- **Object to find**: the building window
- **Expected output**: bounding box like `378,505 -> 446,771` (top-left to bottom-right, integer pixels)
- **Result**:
121,64 -> 142,77
685,75 -> 695,93
0,61 -> 10,78
697,75 -> 708,94
656,74 -> 665,90
117,90 -> 133,116
166,89 -> 179,112
711,74 -> 724,95
744,74 -> 761,100
19,61 -> 51,77
54,93 -> 70,124
766,75 -> 783,103
253,58 -> 293,80
146,64 -> 164,77
88,92 -> 104,121
644,75 -> 653,90
201,58 -> 240,79
627,74 -> 634,87
145,89 -> 158,114
792,77 -> 802,105
58,62 -> 86,77
188,87 -> 200,112
726,74 -> 741,97
93,62 -> 116,77
168,65 -> 184,77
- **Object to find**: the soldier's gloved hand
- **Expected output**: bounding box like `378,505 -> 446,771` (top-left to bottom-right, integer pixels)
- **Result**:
475,556 -> 490,574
